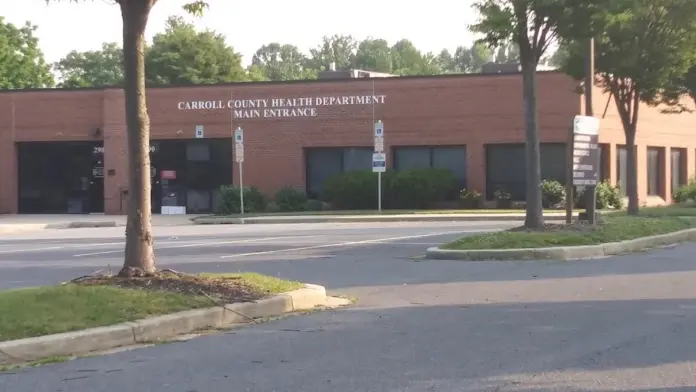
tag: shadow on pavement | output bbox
[1,298,696,391]
[2,241,696,292]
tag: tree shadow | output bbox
[3,298,696,391]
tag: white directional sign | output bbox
[571,115,600,186]
[374,120,384,153]
[372,152,386,173]
[234,127,244,163]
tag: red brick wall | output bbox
[591,85,696,205]
[12,71,693,215]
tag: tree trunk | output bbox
[119,0,156,276]
[521,60,544,229]
[624,126,639,215]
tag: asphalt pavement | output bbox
[2,220,696,391]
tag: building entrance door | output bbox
[89,145,105,213]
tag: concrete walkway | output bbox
[0,214,199,234]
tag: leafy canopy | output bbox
[469,0,600,64]
[146,16,246,85]
[0,17,54,88]
[559,0,696,119]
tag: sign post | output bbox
[234,126,245,216]
[372,120,385,212]
[570,115,600,223]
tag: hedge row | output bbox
[217,170,626,215]
[321,169,458,210]
[218,185,322,215]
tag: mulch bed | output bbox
[73,270,265,304]
[508,221,602,233]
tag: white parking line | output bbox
[72,236,308,257]
[219,230,475,259]
[0,242,124,255]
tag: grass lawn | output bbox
[441,215,696,250]
[0,272,302,343]
[211,208,575,218]
[616,203,696,217]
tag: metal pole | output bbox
[565,126,573,224]
[239,162,244,216]
[372,80,381,212]
[585,37,597,224]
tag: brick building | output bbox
[0,71,694,215]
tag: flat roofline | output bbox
[0,70,569,95]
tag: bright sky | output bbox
[3,0,478,66]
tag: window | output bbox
[671,148,687,197]
[485,143,567,201]
[305,147,372,198]
[393,146,467,189]
[646,147,663,196]
[616,145,627,196]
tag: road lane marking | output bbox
[0,242,125,255]
[72,236,308,257]
[219,230,482,259]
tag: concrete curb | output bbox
[46,221,118,229]
[193,214,569,225]
[425,228,696,261]
[0,284,327,366]
[0,221,117,234]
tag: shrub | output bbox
[673,177,696,203]
[273,186,307,212]
[304,199,324,211]
[493,186,512,209]
[540,179,565,208]
[459,188,484,209]
[218,185,266,214]
[321,168,458,210]
[575,180,623,209]
[386,168,458,209]
[321,170,377,210]
[265,201,281,213]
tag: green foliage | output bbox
[146,16,247,86]
[0,17,54,89]
[273,186,308,212]
[54,42,123,88]
[459,188,484,209]
[387,169,458,209]
[575,181,623,210]
[304,199,324,211]
[264,201,281,213]
[252,43,317,81]
[673,178,696,203]
[321,169,458,210]
[559,0,696,112]
[540,179,565,208]
[218,185,266,215]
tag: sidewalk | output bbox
[0,214,198,235]
[193,211,570,225]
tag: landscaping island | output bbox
[427,204,696,261]
[0,272,302,342]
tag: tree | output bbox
[390,39,439,75]
[0,17,54,89]
[470,0,560,228]
[251,43,316,81]
[54,42,123,87]
[354,38,393,73]
[470,0,597,228]
[146,16,246,85]
[454,43,492,73]
[49,0,210,277]
[559,0,696,214]
[308,34,357,71]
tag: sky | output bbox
[2,0,479,66]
